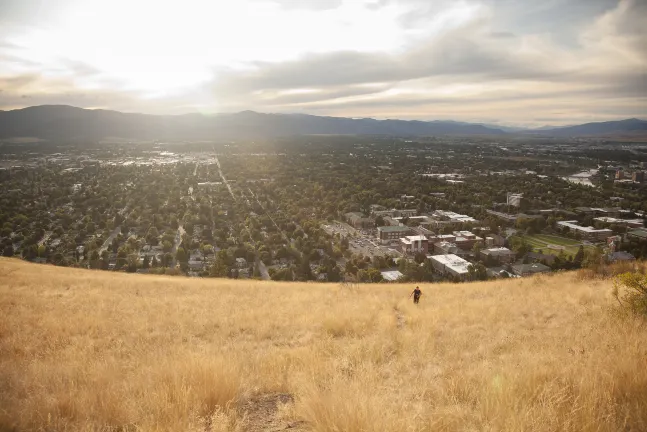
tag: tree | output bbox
[162,240,173,252]
[414,252,427,264]
[573,245,585,266]
[142,255,150,269]
[126,254,139,272]
[176,247,188,264]
[210,250,232,278]
[296,257,314,281]
[467,263,488,281]
[271,267,294,281]
[151,255,158,267]
[345,261,358,275]
[357,268,384,283]
[472,242,484,255]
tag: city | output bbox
[2,135,646,283]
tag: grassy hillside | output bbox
[1,258,645,432]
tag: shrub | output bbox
[613,272,647,318]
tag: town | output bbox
[1,135,646,283]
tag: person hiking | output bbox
[410,286,422,304]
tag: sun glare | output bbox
[7,0,408,96]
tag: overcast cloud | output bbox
[0,0,645,125]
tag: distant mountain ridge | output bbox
[0,105,645,141]
[0,105,506,141]
[535,118,647,136]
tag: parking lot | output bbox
[323,221,401,258]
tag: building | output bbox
[433,241,460,255]
[197,182,222,190]
[627,228,647,241]
[452,231,484,250]
[607,251,636,263]
[632,171,645,183]
[487,267,517,279]
[381,270,404,281]
[480,247,516,264]
[377,226,412,243]
[400,235,429,255]
[525,252,556,266]
[411,226,435,237]
[431,210,477,224]
[615,169,624,180]
[511,262,551,277]
[188,259,204,271]
[485,234,506,247]
[507,193,523,207]
[574,207,595,215]
[593,217,644,228]
[372,208,418,218]
[486,209,518,222]
[428,234,457,243]
[345,212,375,229]
[392,215,429,224]
[382,216,400,226]
[557,221,614,241]
[428,254,471,279]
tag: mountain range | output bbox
[0,105,645,141]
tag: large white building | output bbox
[428,254,471,278]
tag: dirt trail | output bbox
[393,306,406,329]
[240,393,306,432]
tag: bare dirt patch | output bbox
[239,393,306,432]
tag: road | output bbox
[99,226,121,255]
[214,153,274,270]
[213,155,235,199]
[170,226,186,268]
[257,259,270,280]
[248,187,290,243]
[38,231,52,247]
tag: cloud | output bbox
[208,0,646,124]
[0,0,644,125]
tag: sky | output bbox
[0,0,645,126]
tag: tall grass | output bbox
[1,257,645,431]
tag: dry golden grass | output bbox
[1,257,646,432]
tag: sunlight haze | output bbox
[0,0,645,125]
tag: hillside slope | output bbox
[1,258,645,432]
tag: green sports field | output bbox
[516,234,596,257]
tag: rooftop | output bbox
[628,229,647,239]
[557,221,614,234]
[428,254,470,274]
[512,263,551,274]
[381,270,404,281]
[378,226,412,233]
[401,235,427,242]
[608,251,636,262]
[482,247,514,255]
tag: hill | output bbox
[1,258,645,432]
[0,105,506,141]
[535,118,647,137]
